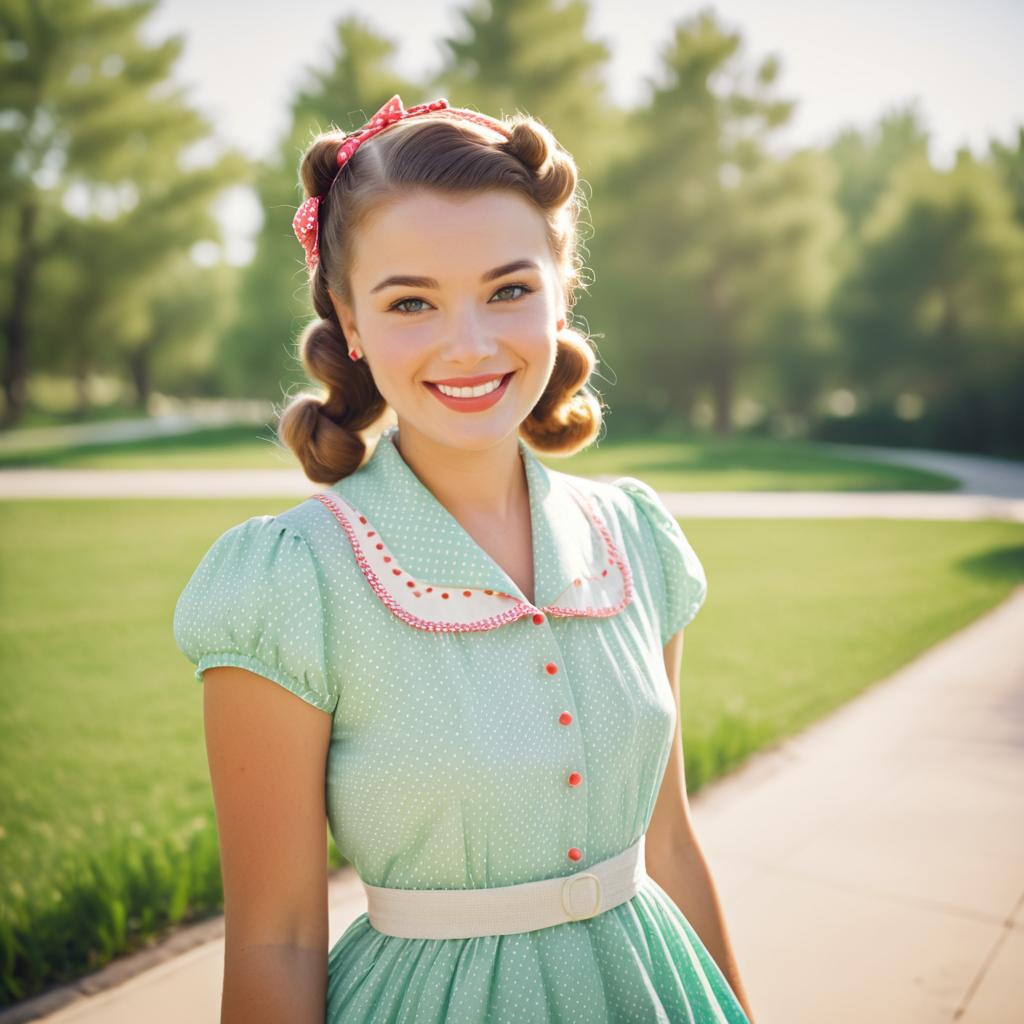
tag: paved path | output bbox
[0,404,274,454]
[817,441,1024,499]
[3,415,1021,499]
[692,585,1024,1022]
[2,436,1023,522]
[11,586,1023,1024]
[2,467,1023,521]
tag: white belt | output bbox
[362,834,648,939]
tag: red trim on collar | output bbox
[312,485,632,632]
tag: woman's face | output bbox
[329,189,566,451]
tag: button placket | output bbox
[532,624,589,866]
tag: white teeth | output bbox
[435,375,505,398]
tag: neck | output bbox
[391,423,528,528]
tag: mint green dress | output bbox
[173,424,749,1023]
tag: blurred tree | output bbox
[827,104,932,237]
[832,151,1024,454]
[989,124,1024,226]
[26,214,235,409]
[0,0,246,423]
[431,0,626,175]
[582,7,838,436]
[217,16,419,400]
[727,148,843,426]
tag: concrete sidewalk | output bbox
[10,586,1023,1023]
[2,468,1024,522]
[0,402,274,454]
[817,441,1024,500]
[695,585,1024,1022]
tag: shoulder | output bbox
[550,468,670,545]
[172,493,348,642]
[172,504,339,713]
[186,505,319,578]
[562,470,708,642]
[173,509,325,630]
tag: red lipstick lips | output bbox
[424,371,515,413]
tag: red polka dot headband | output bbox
[292,94,514,272]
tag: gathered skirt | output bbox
[326,873,750,1023]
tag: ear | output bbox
[328,288,360,342]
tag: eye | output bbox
[389,297,430,315]
[387,283,533,315]
[490,283,531,303]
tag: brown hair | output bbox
[277,106,604,484]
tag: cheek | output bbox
[506,303,557,348]
[369,327,424,377]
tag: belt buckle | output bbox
[561,871,603,921]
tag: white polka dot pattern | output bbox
[612,476,709,645]
[171,425,743,1023]
[172,516,336,712]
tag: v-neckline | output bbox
[388,427,540,607]
[328,423,599,611]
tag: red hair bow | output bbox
[292,94,512,272]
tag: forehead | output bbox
[352,190,551,280]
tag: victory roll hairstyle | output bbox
[278,99,604,484]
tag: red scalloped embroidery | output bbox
[313,492,529,632]
[312,481,632,631]
[550,480,634,618]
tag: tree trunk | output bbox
[73,361,90,416]
[1,199,37,427]
[128,343,153,409]
[705,266,735,436]
[710,346,734,436]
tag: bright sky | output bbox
[138,0,1024,264]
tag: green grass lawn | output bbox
[1,495,1022,1003]
[1,403,153,431]
[0,422,958,492]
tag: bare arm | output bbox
[203,665,334,1024]
[645,629,757,1023]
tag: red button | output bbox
[558,712,573,726]
[567,847,582,862]
[532,613,545,625]
[545,662,558,675]
[568,771,582,787]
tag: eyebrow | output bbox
[370,259,542,294]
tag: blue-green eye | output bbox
[491,284,530,302]
[388,283,533,315]
[390,297,430,314]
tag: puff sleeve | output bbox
[614,476,708,644]
[172,515,338,714]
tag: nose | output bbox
[438,303,499,366]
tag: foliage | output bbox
[0,0,247,423]
[2,0,1022,452]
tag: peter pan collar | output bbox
[312,424,632,632]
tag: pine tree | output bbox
[582,8,838,436]
[0,0,245,423]
[432,0,622,175]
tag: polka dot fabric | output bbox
[172,424,746,1023]
[173,515,336,713]
[613,476,709,646]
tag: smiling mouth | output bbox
[427,372,513,399]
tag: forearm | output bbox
[647,838,757,1023]
[221,941,327,1024]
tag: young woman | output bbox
[174,95,755,1024]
